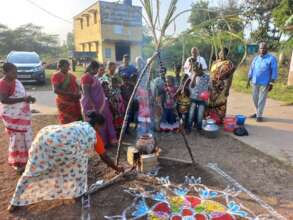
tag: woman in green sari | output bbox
[208,48,235,123]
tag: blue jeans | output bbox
[163,108,177,124]
[126,99,139,132]
[177,105,189,129]
[188,99,206,131]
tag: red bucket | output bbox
[223,116,236,132]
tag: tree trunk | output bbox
[278,52,285,65]
[288,50,293,86]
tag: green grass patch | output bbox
[24,66,86,91]
[232,64,293,104]
[45,65,85,86]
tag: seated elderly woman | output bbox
[8,113,123,212]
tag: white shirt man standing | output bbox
[184,47,208,76]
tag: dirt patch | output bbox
[0,115,292,219]
[0,115,58,219]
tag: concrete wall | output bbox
[101,42,116,63]
[130,44,142,63]
[74,3,101,53]
[101,24,142,42]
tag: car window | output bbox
[7,53,40,64]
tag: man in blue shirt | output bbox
[247,42,278,122]
[118,54,138,79]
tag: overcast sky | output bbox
[0,0,194,43]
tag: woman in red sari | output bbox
[51,60,82,124]
[0,63,35,173]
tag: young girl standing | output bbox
[108,77,125,133]
[161,76,178,131]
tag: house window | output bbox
[94,12,97,24]
[82,44,85,52]
[86,16,90,27]
[88,43,92,52]
[95,42,99,52]
[113,25,123,34]
[105,48,111,59]
[80,19,83,29]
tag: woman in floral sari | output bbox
[8,113,123,211]
[80,61,117,147]
[51,59,82,124]
[208,48,235,123]
[0,63,35,173]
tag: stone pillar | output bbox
[288,50,293,86]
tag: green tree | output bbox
[188,0,245,65]
[241,0,282,47]
[271,0,293,54]
[0,23,62,59]
[142,28,155,59]
[189,0,218,34]
[189,0,243,33]
[272,0,293,30]
[66,32,74,51]
[140,0,246,68]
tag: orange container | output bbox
[223,116,236,132]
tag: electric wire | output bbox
[24,0,72,24]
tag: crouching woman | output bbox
[8,113,123,211]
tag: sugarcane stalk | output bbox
[178,114,197,167]
[115,52,158,165]
[115,0,193,166]
[180,129,196,167]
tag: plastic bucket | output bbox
[236,115,246,126]
[223,116,236,132]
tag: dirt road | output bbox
[227,90,293,166]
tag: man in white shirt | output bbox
[184,47,208,76]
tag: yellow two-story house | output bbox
[73,0,142,64]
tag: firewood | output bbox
[159,156,193,164]
[86,168,133,195]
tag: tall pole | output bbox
[285,25,293,86]
[181,36,186,69]
[288,50,293,86]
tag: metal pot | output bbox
[202,119,220,138]
[135,133,156,154]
